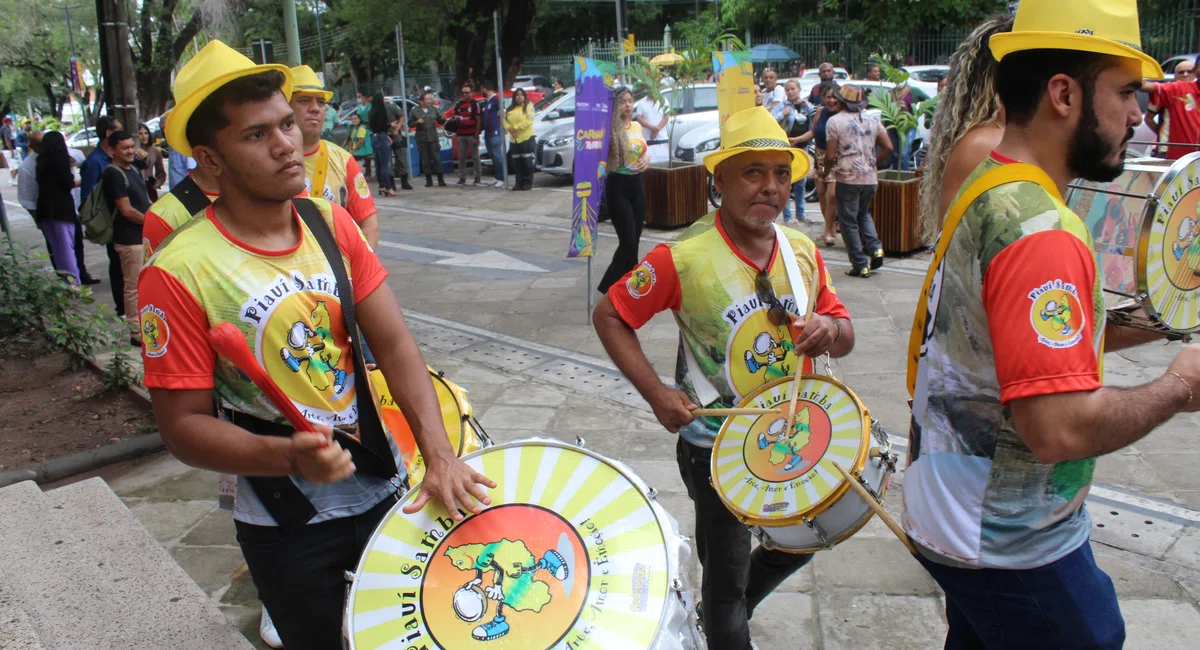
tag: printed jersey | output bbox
[1149,79,1200,160]
[905,153,1106,570]
[609,212,850,447]
[826,111,885,185]
[304,142,376,224]
[138,199,400,526]
[614,122,649,175]
[141,180,218,257]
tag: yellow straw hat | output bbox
[166,40,293,156]
[703,106,811,183]
[989,0,1164,79]
[290,65,333,101]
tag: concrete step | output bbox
[0,584,45,650]
[43,478,253,649]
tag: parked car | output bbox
[901,65,950,97]
[795,67,850,99]
[533,88,575,142]
[513,74,553,96]
[1160,53,1199,80]
[65,127,98,155]
[537,122,575,176]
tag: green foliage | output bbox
[0,240,140,389]
[867,89,939,154]
[0,0,101,119]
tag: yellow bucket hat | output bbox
[166,40,294,157]
[989,0,1164,79]
[290,65,333,102]
[703,106,811,183]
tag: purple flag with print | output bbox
[568,57,618,258]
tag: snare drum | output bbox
[370,367,491,483]
[1066,152,1200,334]
[345,439,700,649]
[711,375,896,553]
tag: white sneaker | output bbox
[493,180,505,188]
[259,604,283,648]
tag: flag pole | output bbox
[493,10,509,189]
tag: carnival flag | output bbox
[713,51,755,126]
[568,56,618,258]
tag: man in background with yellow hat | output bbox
[139,39,495,650]
[906,1,1200,647]
[594,105,855,650]
[290,64,381,248]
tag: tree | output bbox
[0,1,101,122]
[129,0,239,119]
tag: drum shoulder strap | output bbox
[311,140,331,197]
[906,163,1060,397]
[169,174,211,218]
[292,197,397,476]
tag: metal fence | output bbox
[1141,7,1199,64]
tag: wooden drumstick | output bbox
[692,407,783,417]
[785,268,824,434]
[831,460,917,555]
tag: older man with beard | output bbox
[906,1,1200,648]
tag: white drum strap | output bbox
[773,224,810,314]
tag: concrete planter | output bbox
[643,161,709,228]
[870,170,923,254]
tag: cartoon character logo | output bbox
[139,305,170,358]
[626,262,656,298]
[279,301,348,394]
[1029,282,1085,349]
[756,407,814,474]
[445,541,569,641]
[354,172,371,199]
[744,331,791,376]
[1173,215,1200,262]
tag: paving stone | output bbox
[749,593,817,650]
[104,452,195,496]
[777,561,816,593]
[625,460,689,495]
[817,592,946,650]
[180,509,238,547]
[123,467,218,500]
[219,605,273,650]
[219,564,261,607]
[1093,550,1185,599]
[170,547,250,597]
[1139,453,1200,490]
[1165,526,1200,572]
[1121,599,1200,649]
[476,405,557,430]
[126,499,218,544]
[813,538,939,595]
[1094,453,1172,495]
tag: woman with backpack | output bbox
[35,131,82,285]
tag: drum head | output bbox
[712,376,869,525]
[373,368,474,483]
[347,440,674,649]
[1140,153,1200,333]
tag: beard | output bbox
[1067,97,1133,183]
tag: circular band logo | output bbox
[743,401,832,483]
[1028,280,1085,349]
[139,305,170,358]
[626,262,656,299]
[421,504,589,648]
[1162,188,1200,292]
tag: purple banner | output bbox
[568,56,618,258]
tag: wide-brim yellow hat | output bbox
[704,106,811,183]
[167,40,294,156]
[290,65,333,102]
[989,0,1164,79]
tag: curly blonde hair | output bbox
[608,87,634,171]
[918,15,1014,243]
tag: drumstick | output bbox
[208,323,323,442]
[785,267,824,434]
[831,460,917,555]
[692,408,783,417]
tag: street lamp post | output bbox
[50,4,88,124]
[314,3,327,74]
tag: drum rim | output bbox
[429,370,472,456]
[711,374,872,528]
[754,474,892,554]
[344,437,678,649]
[1136,151,1200,334]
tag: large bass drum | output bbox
[1065,152,1200,335]
[345,439,701,650]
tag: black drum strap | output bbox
[169,174,212,218]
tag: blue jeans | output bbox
[782,179,806,221]
[371,133,393,191]
[484,133,505,181]
[835,183,882,269]
[916,543,1124,650]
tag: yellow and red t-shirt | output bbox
[305,141,376,224]
[139,198,387,426]
[608,211,849,447]
[141,177,219,258]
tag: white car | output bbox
[534,89,574,141]
[538,122,575,176]
[65,127,99,154]
[901,65,950,97]
[795,67,850,99]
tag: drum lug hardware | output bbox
[671,577,683,592]
[344,570,356,583]
[803,516,830,548]
[647,486,659,499]
[575,436,587,448]
[852,471,882,503]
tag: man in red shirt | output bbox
[1145,55,1200,160]
[451,82,482,185]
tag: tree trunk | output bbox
[495,0,538,88]
[43,84,63,121]
[130,1,202,118]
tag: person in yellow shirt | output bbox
[290,65,379,247]
[504,88,536,191]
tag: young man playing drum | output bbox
[907,2,1200,647]
[593,106,855,650]
[138,41,494,650]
